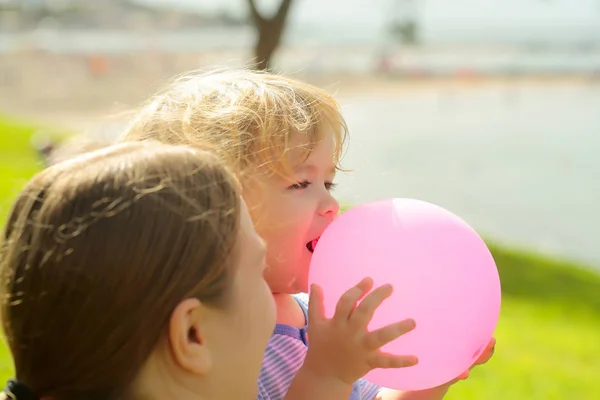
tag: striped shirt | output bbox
[257,293,383,400]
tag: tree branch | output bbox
[246,0,265,24]
[274,0,293,23]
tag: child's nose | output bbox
[318,192,339,219]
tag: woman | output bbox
[0,141,275,400]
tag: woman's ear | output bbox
[168,298,213,375]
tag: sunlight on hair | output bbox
[119,67,350,181]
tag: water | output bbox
[333,83,600,268]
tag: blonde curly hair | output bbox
[118,68,349,181]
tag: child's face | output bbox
[244,135,340,294]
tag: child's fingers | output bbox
[474,337,496,366]
[333,277,374,323]
[308,283,326,322]
[367,352,419,369]
[363,318,416,350]
[348,284,393,330]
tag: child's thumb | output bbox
[308,284,326,322]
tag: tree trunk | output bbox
[247,0,294,71]
[254,22,282,70]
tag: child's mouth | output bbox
[306,237,320,253]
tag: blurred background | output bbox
[0,0,599,399]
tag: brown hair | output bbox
[119,68,349,180]
[0,141,241,400]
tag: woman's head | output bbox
[0,142,274,400]
[120,69,346,293]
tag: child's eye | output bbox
[288,180,311,190]
[325,182,337,191]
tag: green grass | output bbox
[0,115,49,378]
[0,115,70,225]
[0,115,47,226]
[447,245,600,399]
[0,115,599,398]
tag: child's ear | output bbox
[168,298,213,375]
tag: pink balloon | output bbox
[308,198,501,391]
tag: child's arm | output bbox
[286,370,451,400]
[375,338,497,400]
[285,367,355,399]
[285,278,418,400]
[375,386,450,400]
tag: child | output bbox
[0,142,275,400]
[120,69,495,400]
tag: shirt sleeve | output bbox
[358,379,384,399]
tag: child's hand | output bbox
[376,339,497,400]
[303,277,418,386]
[454,337,496,381]
[424,337,496,389]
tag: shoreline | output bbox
[2,74,598,129]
